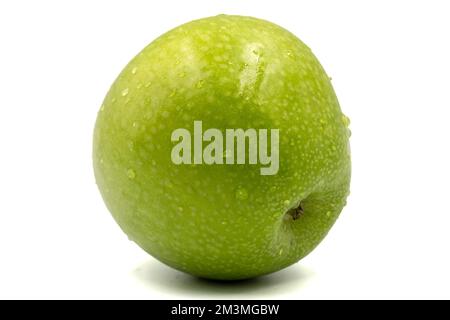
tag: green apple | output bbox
[93,15,351,280]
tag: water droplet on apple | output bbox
[162,111,170,118]
[235,187,248,200]
[279,248,283,255]
[164,180,173,188]
[127,141,135,152]
[121,88,129,96]
[239,63,249,71]
[170,90,176,97]
[342,114,350,127]
[131,67,138,75]
[326,211,331,217]
[127,169,136,179]
[145,81,152,88]
[100,104,105,112]
[283,200,290,207]
[196,80,204,89]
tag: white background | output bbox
[1,0,449,299]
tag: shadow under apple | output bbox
[132,259,315,297]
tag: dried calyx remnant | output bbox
[286,203,304,220]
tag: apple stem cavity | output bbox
[286,203,304,221]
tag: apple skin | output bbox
[93,15,351,280]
